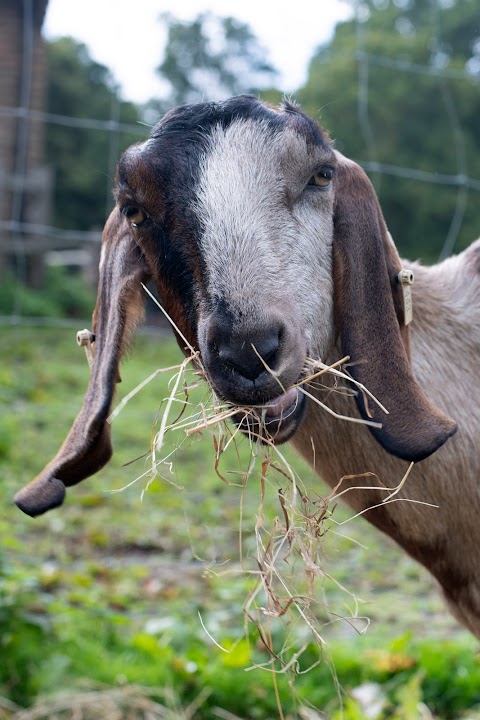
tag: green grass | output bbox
[1,324,478,718]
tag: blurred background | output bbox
[2,0,480,321]
[1,1,480,718]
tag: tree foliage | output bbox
[298,0,480,261]
[156,12,277,107]
[45,21,276,233]
[44,5,480,264]
[46,37,144,231]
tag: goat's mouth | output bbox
[232,386,306,445]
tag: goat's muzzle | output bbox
[198,307,307,444]
[233,386,307,444]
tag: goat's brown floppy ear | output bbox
[332,155,457,462]
[14,209,151,516]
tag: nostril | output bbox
[216,328,282,382]
[252,335,279,368]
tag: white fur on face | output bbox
[194,117,336,358]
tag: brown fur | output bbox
[332,157,456,461]
[293,247,480,635]
[14,210,151,516]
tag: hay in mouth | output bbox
[106,287,429,689]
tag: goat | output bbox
[14,95,480,637]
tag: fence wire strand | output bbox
[1,2,480,327]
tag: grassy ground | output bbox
[1,324,479,719]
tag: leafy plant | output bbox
[2,328,479,718]
[0,267,95,318]
[0,558,54,706]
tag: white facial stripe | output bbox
[196,121,285,312]
[194,117,336,356]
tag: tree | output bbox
[46,37,144,231]
[298,0,480,261]
[155,13,277,108]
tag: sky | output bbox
[43,0,352,104]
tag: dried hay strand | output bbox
[0,689,327,720]
[1,685,211,720]
[108,290,431,678]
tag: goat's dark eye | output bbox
[124,206,147,227]
[308,167,334,188]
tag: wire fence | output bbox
[2,0,480,327]
[0,106,149,252]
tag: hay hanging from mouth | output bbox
[108,290,429,679]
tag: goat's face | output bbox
[14,96,456,517]
[115,98,337,443]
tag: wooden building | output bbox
[0,0,50,285]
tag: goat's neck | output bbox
[291,249,480,637]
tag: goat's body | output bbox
[14,95,479,637]
[293,239,480,635]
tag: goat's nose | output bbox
[218,333,280,381]
[210,319,282,382]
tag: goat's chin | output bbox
[232,387,306,445]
